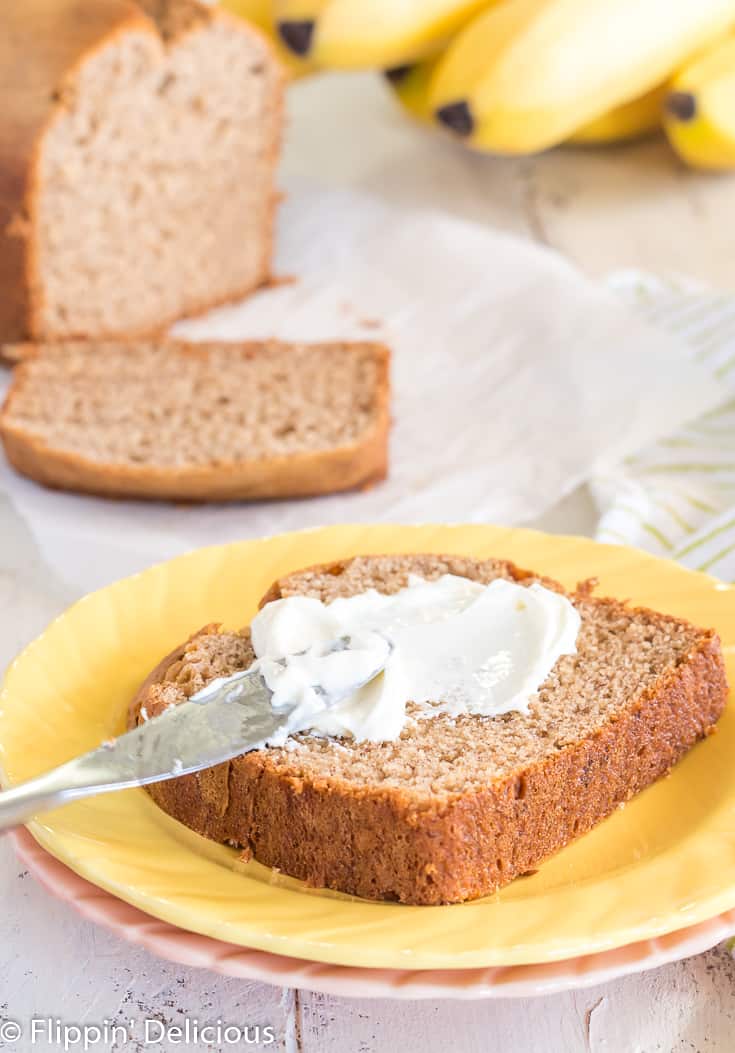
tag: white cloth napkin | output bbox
[593,271,735,582]
[0,187,721,594]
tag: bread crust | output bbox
[0,341,390,501]
[0,0,283,346]
[130,555,729,904]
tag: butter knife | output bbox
[0,634,387,831]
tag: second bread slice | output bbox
[0,339,390,501]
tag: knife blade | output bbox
[0,633,388,830]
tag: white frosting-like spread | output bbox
[247,574,581,744]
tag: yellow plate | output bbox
[2,524,735,970]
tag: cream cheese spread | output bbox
[247,573,581,744]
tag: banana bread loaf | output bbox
[0,0,283,344]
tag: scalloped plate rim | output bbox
[12,828,735,1001]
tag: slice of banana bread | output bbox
[0,339,390,501]
[130,553,728,905]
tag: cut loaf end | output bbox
[131,553,728,905]
[0,339,390,501]
[0,0,284,343]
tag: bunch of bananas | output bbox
[222,0,735,169]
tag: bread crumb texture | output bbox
[3,341,385,466]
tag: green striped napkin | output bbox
[595,272,735,959]
[593,272,735,582]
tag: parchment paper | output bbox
[0,185,721,593]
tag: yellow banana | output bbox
[273,0,329,61]
[570,86,666,145]
[219,0,315,78]
[430,0,735,155]
[388,60,666,146]
[274,0,496,70]
[385,59,439,125]
[664,34,735,170]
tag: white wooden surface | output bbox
[4,73,735,1052]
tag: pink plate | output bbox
[13,828,735,1000]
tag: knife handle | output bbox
[0,761,103,832]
